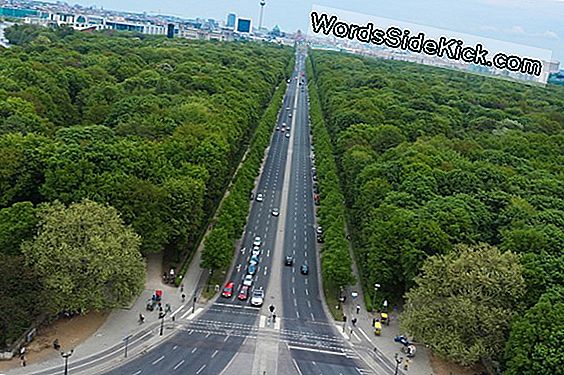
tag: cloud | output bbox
[541,30,559,38]
[507,25,526,34]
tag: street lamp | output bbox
[123,335,131,358]
[61,349,74,375]
[394,353,403,375]
[371,283,381,312]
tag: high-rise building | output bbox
[236,18,251,33]
[226,13,236,28]
[167,23,175,38]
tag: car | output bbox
[238,285,250,300]
[316,234,324,243]
[249,255,260,265]
[285,255,294,266]
[286,107,290,111]
[285,133,290,138]
[300,264,309,275]
[250,289,265,306]
[316,226,323,235]
[222,281,235,298]
[248,263,258,275]
[276,126,280,131]
[256,193,264,202]
[281,127,285,132]
[286,126,291,131]
[271,208,279,216]
[252,246,261,257]
[289,113,292,118]
[253,236,262,247]
[243,274,253,287]
[282,122,287,127]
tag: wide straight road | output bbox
[101,48,380,375]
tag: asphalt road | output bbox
[101,48,377,375]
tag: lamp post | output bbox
[394,353,403,375]
[61,349,74,375]
[372,283,381,312]
[123,335,131,358]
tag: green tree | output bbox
[401,243,525,366]
[504,287,564,375]
[21,199,145,313]
[0,202,37,256]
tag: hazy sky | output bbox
[65,0,563,63]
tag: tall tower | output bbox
[258,0,266,30]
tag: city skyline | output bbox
[50,0,563,63]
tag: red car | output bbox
[238,285,250,301]
[222,282,234,298]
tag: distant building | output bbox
[226,13,236,28]
[166,23,174,38]
[236,18,251,33]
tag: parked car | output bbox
[316,226,323,235]
[252,246,261,257]
[238,285,250,300]
[243,274,253,287]
[316,234,324,243]
[250,289,264,306]
[222,281,234,298]
[300,264,309,275]
[248,263,258,275]
[285,255,294,266]
[276,126,280,131]
[256,193,264,202]
[253,236,262,247]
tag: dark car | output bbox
[285,255,294,266]
[316,234,324,243]
[300,264,309,275]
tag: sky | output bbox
[66,0,564,63]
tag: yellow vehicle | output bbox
[380,312,389,326]
[374,321,382,336]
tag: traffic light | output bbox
[269,305,275,313]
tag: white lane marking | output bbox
[304,251,307,258]
[196,364,206,374]
[307,300,311,308]
[296,311,300,318]
[311,312,315,321]
[170,305,184,318]
[224,335,230,342]
[191,347,198,353]
[353,331,361,342]
[172,345,178,350]
[294,298,297,306]
[305,278,308,285]
[260,315,266,328]
[205,332,211,338]
[305,289,309,296]
[264,266,268,276]
[292,287,295,294]
[359,327,372,343]
[132,371,142,375]
[152,355,165,365]
[292,276,295,283]
[173,359,185,370]
[212,350,219,358]
[267,249,270,257]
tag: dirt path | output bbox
[0,311,108,372]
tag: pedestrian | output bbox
[356,305,360,314]
[352,317,357,326]
[372,317,376,327]
[139,313,145,324]
[53,339,60,351]
[272,314,276,323]
[180,284,184,293]
[182,293,186,302]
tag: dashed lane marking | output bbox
[173,360,184,370]
[152,355,164,365]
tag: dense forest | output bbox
[0,25,291,349]
[309,50,563,372]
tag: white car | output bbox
[243,274,253,287]
[256,193,264,202]
[285,133,290,138]
[271,208,279,217]
[286,107,290,111]
[253,236,262,247]
[252,246,261,257]
[250,289,264,306]
[316,226,323,235]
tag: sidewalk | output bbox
[7,251,206,375]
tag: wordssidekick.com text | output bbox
[310,11,543,76]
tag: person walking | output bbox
[180,284,184,293]
[352,317,357,326]
[182,293,186,302]
[139,313,145,324]
[356,305,361,314]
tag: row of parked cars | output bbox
[221,235,266,307]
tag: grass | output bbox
[324,284,345,321]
